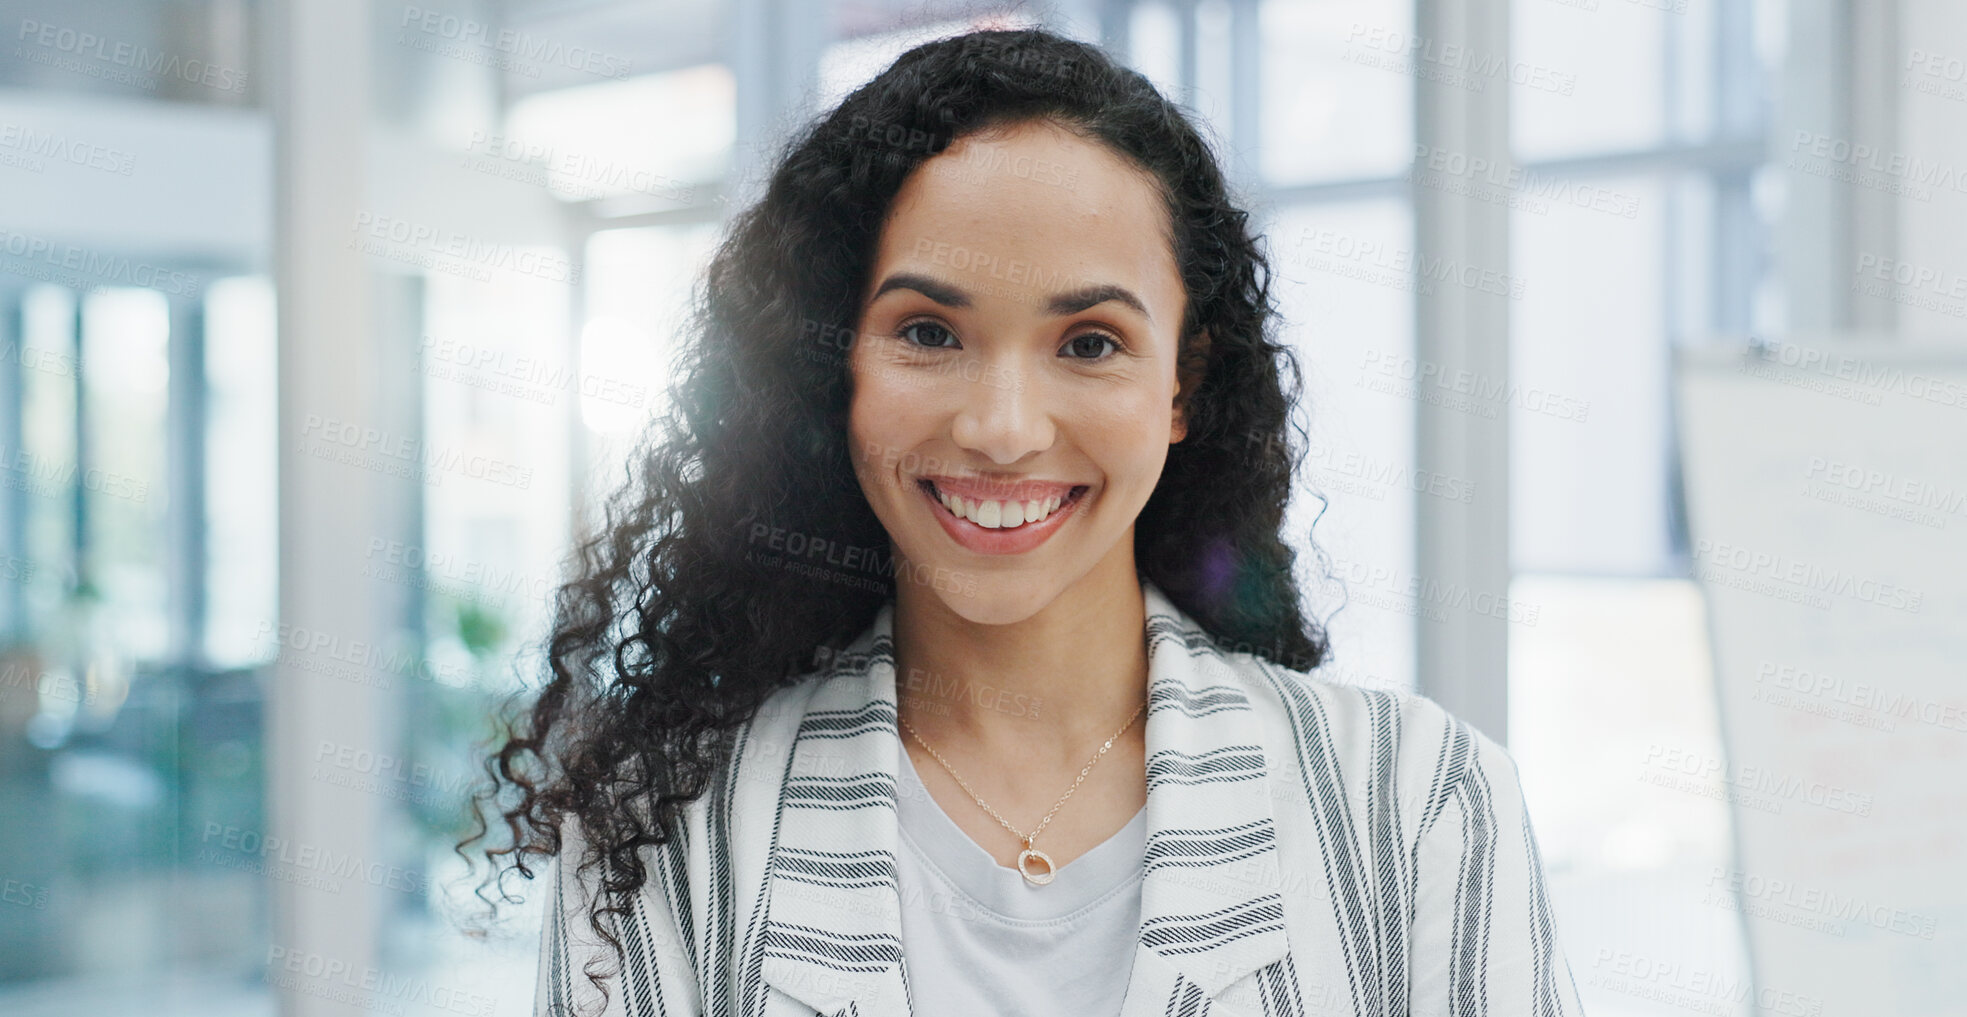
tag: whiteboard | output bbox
[1673,334,1967,1016]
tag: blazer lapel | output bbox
[756,603,914,1017]
[1119,581,1293,1017]
[756,582,1291,1017]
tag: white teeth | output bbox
[933,485,1073,529]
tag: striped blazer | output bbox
[537,580,1586,1017]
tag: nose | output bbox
[947,358,1054,465]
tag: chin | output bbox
[910,564,1065,626]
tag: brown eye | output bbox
[1062,331,1121,360]
[896,319,959,349]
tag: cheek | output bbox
[1077,381,1164,428]
[847,355,932,475]
[1075,393,1174,492]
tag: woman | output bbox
[462,26,1585,1017]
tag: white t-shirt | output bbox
[893,744,1147,1017]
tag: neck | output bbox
[890,554,1151,774]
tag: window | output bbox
[1504,1,1777,1009]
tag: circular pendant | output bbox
[1016,846,1056,886]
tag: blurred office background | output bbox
[0,0,1961,1014]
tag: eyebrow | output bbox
[868,272,1153,324]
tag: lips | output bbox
[924,474,1080,506]
[916,476,1089,554]
[922,478,1086,528]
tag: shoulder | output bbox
[1211,648,1515,814]
[745,671,833,748]
[558,672,832,887]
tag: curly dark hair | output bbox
[457,23,1336,1010]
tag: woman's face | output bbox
[847,118,1192,625]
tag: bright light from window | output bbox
[80,288,168,395]
[504,64,734,203]
[579,315,659,434]
[1130,1,1184,102]
[204,275,279,670]
[817,12,1042,111]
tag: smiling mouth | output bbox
[918,479,1088,529]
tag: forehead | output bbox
[864,120,1182,310]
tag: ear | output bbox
[1171,328,1210,444]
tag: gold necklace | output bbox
[898,698,1147,887]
